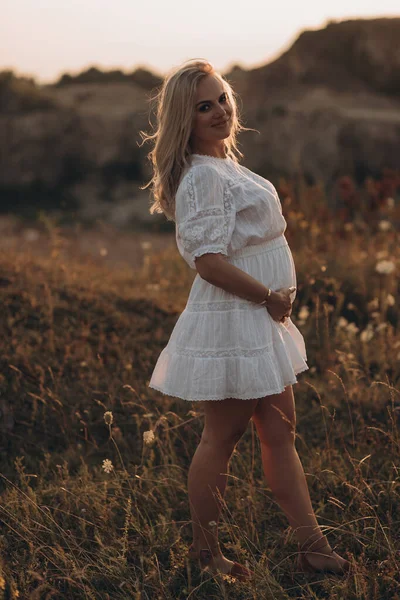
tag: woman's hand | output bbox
[266,286,296,323]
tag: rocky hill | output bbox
[0,18,399,225]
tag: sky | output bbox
[2,0,399,84]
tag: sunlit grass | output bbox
[0,184,399,598]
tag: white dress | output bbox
[148,153,309,401]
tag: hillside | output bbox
[0,18,399,224]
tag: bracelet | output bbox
[258,287,272,306]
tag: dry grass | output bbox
[0,186,399,599]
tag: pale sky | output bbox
[2,0,399,84]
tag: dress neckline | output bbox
[191,153,231,162]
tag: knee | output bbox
[258,421,296,450]
[201,426,247,454]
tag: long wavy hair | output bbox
[139,58,254,222]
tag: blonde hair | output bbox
[139,58,254,222]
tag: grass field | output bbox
[0,186,399,599]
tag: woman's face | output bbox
[190,74,233,147]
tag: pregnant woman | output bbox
[143,59,350,581]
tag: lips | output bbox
[213,117,230,127]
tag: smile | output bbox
[213,118,230,127]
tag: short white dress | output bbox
[148,153,309,401]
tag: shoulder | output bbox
[175,164,230,222]
[176,163,227,203]
[178,163,226,192]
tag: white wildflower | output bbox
[208,521,217,528]
[102,459,114,474]
[376,323,388,332]
[298,306,310,321]
[360,326,374,343]
[104,411,113,425]
[375,260,395,275]
[347,322,359,335]
[387,294,395,306]
[143,430,155,446]
[378,220,391,231]
[141,241,152,251]
[387,197,395,208]
[337,317,349,329]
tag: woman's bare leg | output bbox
[252,385,348,570]
[188,396,259,570]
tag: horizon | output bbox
[1,4,399,85]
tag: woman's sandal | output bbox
[297,534,351,575]
[187,544,254,581]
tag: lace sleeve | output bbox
[175,164,235,270]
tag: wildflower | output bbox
[344,222,353,231]
[208,521,217,528]
[376,323,387,332]
[337,317,349,329]
[141,241,152,250]
[347,303,355,310]
[378,220,391,231]
[387,294,395,306]
[104,411,113,425]
[187,410,200,417]
[298,306,310,321]
[376,250,388,260]
[100,248,108,256]
[346,322,359,335]
[143,430,155,446]
[102,459,114,473]
[375,260,395,275]
[387,197,395,208]
[360,326,374,342]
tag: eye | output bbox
[199,93,228,112]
